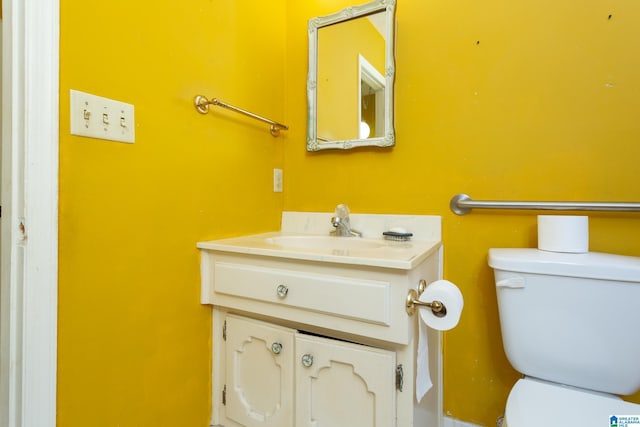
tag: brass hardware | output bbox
[406,280,448,317]
[417,279,427,295]
[193,95,288,137]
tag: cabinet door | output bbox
[295,333,396,427]
[225,314,295,427]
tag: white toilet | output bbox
[489,248,640,427]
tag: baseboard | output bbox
[212,415,482,427]
[443,416,484,427]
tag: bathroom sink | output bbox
[197,231,441,270]
[266,235,385,250]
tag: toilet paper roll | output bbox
[538,215,589,253]
[419,279,464,331]
[416,279,464,403]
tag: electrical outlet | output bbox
[273,168,283,192]
[70,89,135,143]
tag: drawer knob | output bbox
[271,342,283,355]
[301,353,314,368]
[276,284,289,298]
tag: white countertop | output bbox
[197,231,441,270]
[198,212,442,270]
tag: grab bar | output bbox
[450,193,640,215]
[193,95,289,137]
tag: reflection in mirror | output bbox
[307,0,396,151]
[359,54,385,138]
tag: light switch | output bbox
[70,89,135,143]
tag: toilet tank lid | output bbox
[489,248,640,282]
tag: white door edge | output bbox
[1,0,60,425]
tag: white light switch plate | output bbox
[70,89,135,143]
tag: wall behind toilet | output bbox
[285,1,640,425]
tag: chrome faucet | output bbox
[330,204,362,237]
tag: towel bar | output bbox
[194,95,288,137]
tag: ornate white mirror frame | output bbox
[307,0,396,151]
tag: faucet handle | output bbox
[334,204,350,218]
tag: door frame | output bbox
[1,0,59,425]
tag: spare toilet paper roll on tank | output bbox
[417,279,464,403]
[537,215,589,253]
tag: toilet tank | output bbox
[489,248,640,395]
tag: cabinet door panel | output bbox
[225,314,295,427]
[295,334,396,427]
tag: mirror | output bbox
[307,0,396,151]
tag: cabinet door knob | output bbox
[301,353,314,367]
[271,342,283,355]
[276,284,288,298]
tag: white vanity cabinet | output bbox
[223,314,294,426]
[223,314,396,427]
[199,214,443,427]
[294,331,397,427]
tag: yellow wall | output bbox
[286,1,640,425]
[58,0,286,425]
[56,0,640,425]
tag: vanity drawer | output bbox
[213,261,391,326]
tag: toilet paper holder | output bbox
[406,279,447,317]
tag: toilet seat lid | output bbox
[506,378,640,427]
